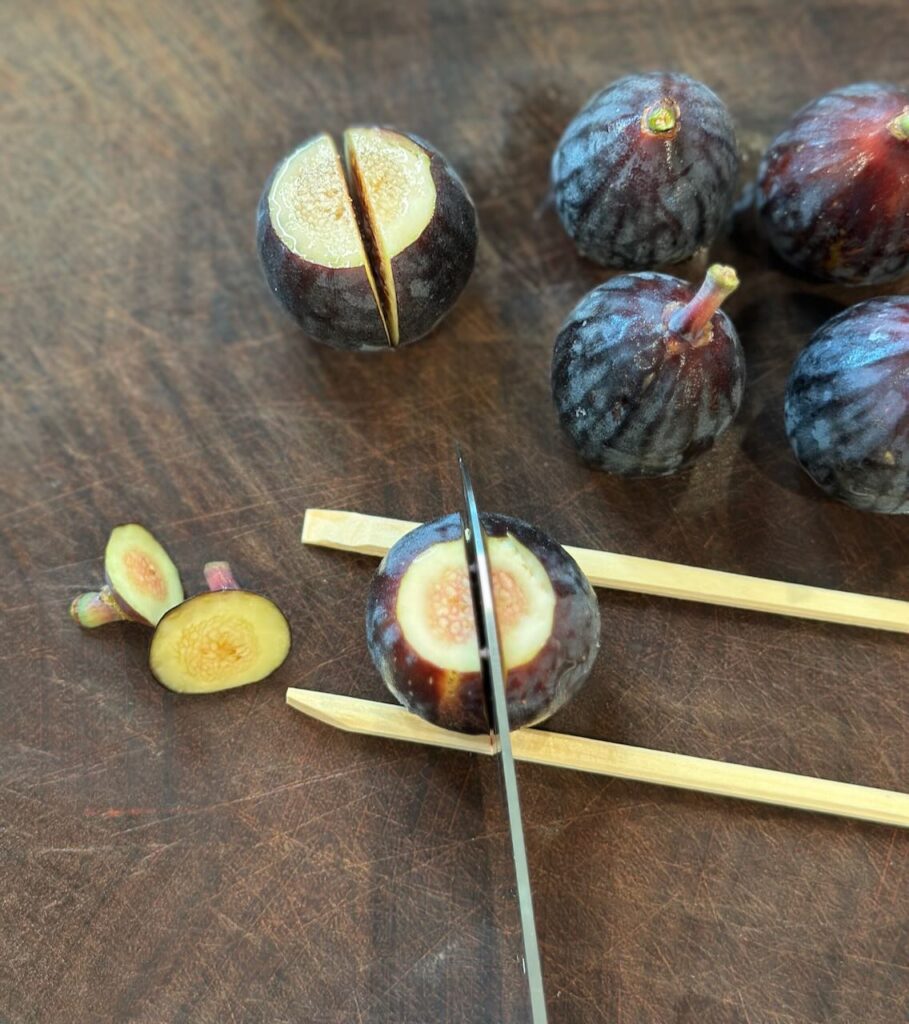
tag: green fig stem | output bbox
[888,107,909,141]
[667,264,739,342]
[642,99,679,136]
[70,586,132,628]
[204,561,240,592]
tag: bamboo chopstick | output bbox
[286,688,909,829]
[302,509,909,634]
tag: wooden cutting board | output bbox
[1,2,907,1022]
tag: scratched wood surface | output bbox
[2,2,908,1022]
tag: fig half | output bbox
[257,133,389,351]
[366,513,600,734]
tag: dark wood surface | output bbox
[3,2,908,1021]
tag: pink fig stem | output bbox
[70,586,132,628]
[204,561,240,592]
[667,264,739,342]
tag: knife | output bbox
[457,449,548,1024]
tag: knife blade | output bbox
[456,449,548,1024]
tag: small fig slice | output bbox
[344,127,478,346]
[70,523,183,628]
[256,133,389,350]
[149,563,291,693]
[366,513,600,734]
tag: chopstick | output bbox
[302,509,909,634]
[286,688,909,829]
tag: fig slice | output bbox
[257,133,390,350]
[149,563,291,694]
[70,523,184,628]
[366,513,600,734]
[344,127,436,345]
[343,127,478,347]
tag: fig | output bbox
[70,523,183,628]
[365,513,600,734]
[149,562,292,693]
[551,72,739,268]
[785,296,909,513]
[256,127,477,350]
[551,264,744,476]
[756,82,909,285]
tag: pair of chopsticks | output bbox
[292,509,909,830]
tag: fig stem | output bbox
[204,561,240,592]
[667,264,739,342]
[642,100,679,136]
[70,586,132,628]
[888,108,909,141]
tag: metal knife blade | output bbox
[456,448,548,1024]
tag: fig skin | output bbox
[365,513,600,734]
[365,130,478,347]
[255,142,389,352]
[551,72,739,268]
[551,270,745,477]
[756,83,909,286]
[785,297,909,513]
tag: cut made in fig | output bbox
[70,523,184,629]
[149,562,291,694]
[256,127,477,351]
[366,513,600,734]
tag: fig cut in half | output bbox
[257,127,477,350]
[366,513,600,734]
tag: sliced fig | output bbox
[149,563,291,693]
[344,127,478,346]
[256,133,389,350]
[70,523,183,628]
[256,127,478,351]
[366,513,600,734]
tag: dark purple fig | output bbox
[365,513,600,734]
[756,83,909,285]
[257,128,477,350]
[551,265,744,476]
[551,72,739,268]
[785,297,909,513]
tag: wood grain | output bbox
[2,2,908,1023]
